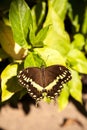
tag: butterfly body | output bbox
[17,65,72,101]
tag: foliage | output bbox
[0,0,87,110]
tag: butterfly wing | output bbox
[17,65,72,101]
[44,65,72,99]
[17,67,43,101]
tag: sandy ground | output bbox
[0,97,87,130]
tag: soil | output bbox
[0,95,87,130]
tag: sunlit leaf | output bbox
[44,2,70,55]
[69,69,82,103]
[34,47,66,66]
[1,63,22,102]
[0,21,28,60]
[67,49,87,73]
[29,25,50,48]
[9,0,32,48]
[33,25,50,47]
[58,84,69,110]
[52,0,68,20]
[71,34,85,50]
[24,52,45,68]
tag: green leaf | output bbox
[29,25,49,48]
[0,21,28,60]
[52,0,68,20]
[9,0,32,48]
[34,47,66,66]
[36,25,50,41]
[85,39,87,53]
[58,84,69,110]
[71,34,85,50]
[1,63,22,102]
[31,2,46,33]
[32,25,50,47]
[44,3,70,55]
[24,52,45,68]
[67,49,87,73]
[29,25,36,46]
[69,69,82,103]
[82,7,87,34]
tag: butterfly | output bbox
[17,65,72,102]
